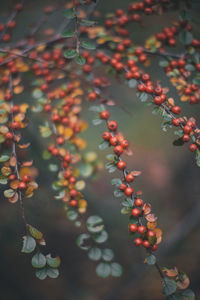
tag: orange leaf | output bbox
[18,143,30,149]
[131,170,142,177]
[22,160,33,167]
[9,155,17,167]
[143,203,151,215]
[147,221,157,230]
[163,267,178,278]
[10,180,19,190]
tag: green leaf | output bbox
[87,215,104,233]
[173,138,184,146]
[88,247,101,261]
[75,55,86,65]
[159,60,169,67]
[136,92,148,102]
[111,178,122,186]
[79,163,93,178]
[94,230,108,244]
[46,267,59,278]
[64,49,77,59]
[42,150,51,160]
[0,135,5,143]
[4,189,15,198]
[77,233,91,250]
[81,41,96,50]
[174,130,183,137]
[35,268,47,280]
[179,31,193,45]
[99,141,109,150]
[28,225,43,240]
[96,262,111,278]
[121,207,131,214]
[89,105,102,113]
[102,249,114,262]
[0,155,9,162]
[21,236,36,253]
[92,118,103,126]
[114,189,124,198]
[32,253,46,268]
[62,29,75,38]
[163,278,177,296]
[146,254,156,265]
[80,19,96,26]
[167,295,182,300]
[49,164,58,172]
[46,254,61,268]
[179,10,191,21]
[64,9,75,19]
[0,175,8,184]
[180,289,195,300]
[152,107,160,115]
[128,79,137,88]
[67,209,78,221]
[110,262,123,277]
[192,77,200,86]
[185,64,195,71]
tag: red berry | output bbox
[117,161,126,170]
[70,189,78,197]
[56,136,65,145]
[109,136,118,146]
[129,224,138,232]
[5,132,13,140]
[152,244,158,251]
[143,240,151,248]
[70,199,78,207]
[147,230,156,237]
[189,143,197,152]
[135,198,143,207]
[100,110,110,120]
[18,181,27,190]
[107,120,118,131]
[118,183,126,191]
[131,208,141,217]
[172,106,181,114]
[183,125,192,134]
[134,238,143,246]
[9,174,16,181]
[172,118,180,127]
[125,187,134,196]
[114,145,123,155]
[102,131,111,140]
[154,96,164,105]
[126,173,135,182]
[22,175,31,183]
[138,226,146,234]
[182,134,190,142]
[88,92,97,101]
[121,139,129,149]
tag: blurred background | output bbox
[0,1,200,299]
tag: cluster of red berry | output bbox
[88,88,160,252]
[0,3,23,43]
[86,51,200,154]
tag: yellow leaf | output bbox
[20,103,29,113]
[75,180,85,191]
[64,127,73,139]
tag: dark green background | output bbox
[0,1,200,299]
